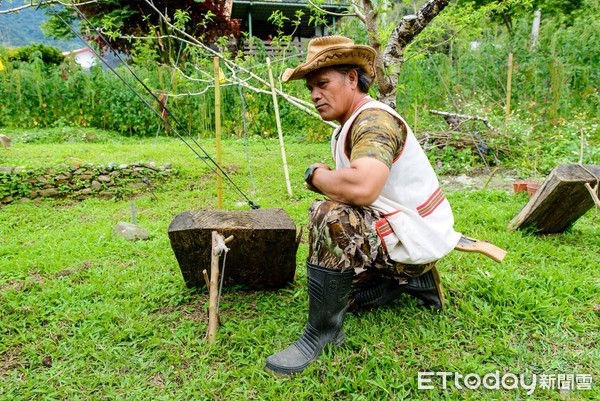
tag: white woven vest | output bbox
[331,99,461,264]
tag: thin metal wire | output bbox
[155,40,184,141]
[48,3,259,209]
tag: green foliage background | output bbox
[0,0,598,175]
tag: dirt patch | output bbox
[0,280,24,292]
[440,170,531,193]
[0,347,26,378]
[1,272,45,293]
[154,296,209,323]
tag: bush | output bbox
[8,43,64,65]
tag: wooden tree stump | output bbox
[508,164,600,234]
[168,208,298,289]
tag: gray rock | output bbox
[113,221,149,241]
[55,172,71,180]
[38,188,60,197]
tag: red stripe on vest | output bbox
[417,187,446,218]
[375,218,393,252]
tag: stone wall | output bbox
[0,161,175,204]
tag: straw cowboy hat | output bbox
[281,35,376,82]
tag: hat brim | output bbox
[282,45,376,82]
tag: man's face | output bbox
[305,67,356,125]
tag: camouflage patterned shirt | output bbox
[344,108,407,169]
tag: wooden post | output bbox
[266,57,293,197]
[207,231,234,344]
[508,164,600,233]
[213,57,223,208]
[505,53,513,124]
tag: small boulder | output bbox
[113,221,149,241]
[0,134,12,148]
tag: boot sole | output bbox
[264,333,346,377]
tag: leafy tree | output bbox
[44,0,240,62]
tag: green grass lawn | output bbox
[0,131,598,400]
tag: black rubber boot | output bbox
[404,266,445,310]
[265,262,354,377]
[350,277,406,311]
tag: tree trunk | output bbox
[375,0,450,108]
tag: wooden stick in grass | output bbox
[207,231,234,344]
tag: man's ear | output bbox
[348,69,358,88]
[347,69,359,87]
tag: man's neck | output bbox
[340,94,371,125]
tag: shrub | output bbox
[8,43,64,65]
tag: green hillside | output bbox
[0,3,80,50]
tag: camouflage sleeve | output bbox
[346,108,407,169]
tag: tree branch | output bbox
[379,0,450,108]
[142,0,336,128]
[428,109,500,133]
[361,0,387,94]
[0,0,98,14]
[307,0,359,18]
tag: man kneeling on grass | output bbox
[265,35,461,377]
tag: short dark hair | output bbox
[332,64,373,93]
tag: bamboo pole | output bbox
[505,53,513,125]
[213,57,223,208]
[207,231,234,344]
[266,57,293,197]
[413,101,418,133]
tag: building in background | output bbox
[62,47,97,69]
[228,0,349,52]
